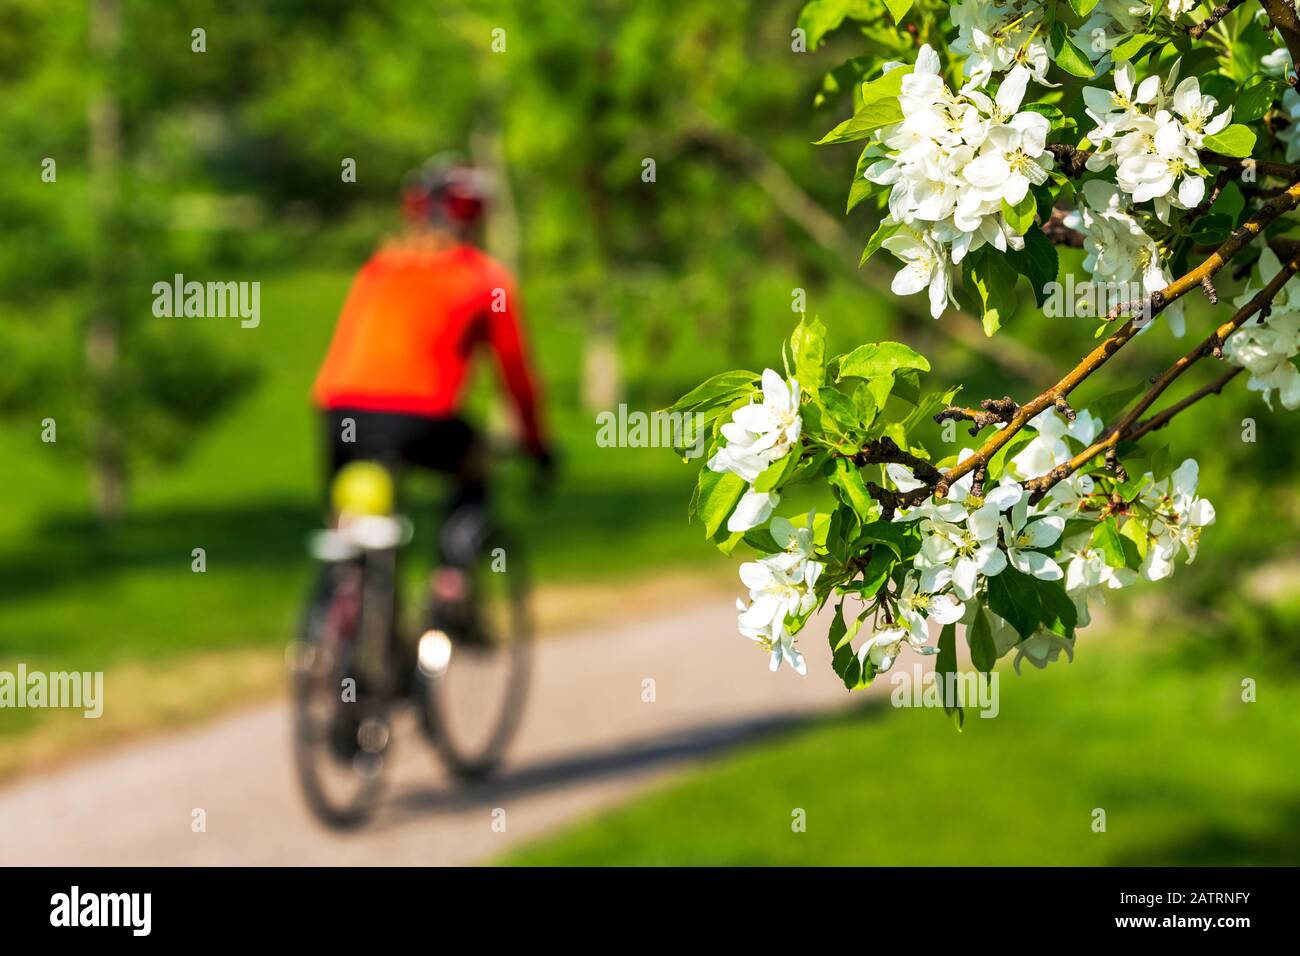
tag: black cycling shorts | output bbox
[323,409,478,479]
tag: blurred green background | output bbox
[0,0,1296,863]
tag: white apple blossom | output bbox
[1039,472,1099,518]
[1059,529,1138,627]
[729,489,779,533]
[1007,406,1101,480]
[1012,629,1075,674]
[896,571,966,645]
[959,73,1054,212]
[908,466,1023,599]
[1262,47,1292,78]
[1137,459,1216,580]
[857,625,912,673]
[999,498,1066,580]
[735,518,824,675]
[882,228,956,320]
[707,369,802,531]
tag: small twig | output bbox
[1188,0,1250,40]
[1201,275,1219,305]
[853,436,943,482]
[1188,169,1231,224]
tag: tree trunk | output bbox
[86,0,126,521]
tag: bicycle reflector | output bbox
[331,461,395,518]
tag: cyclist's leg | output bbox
[394,415,486,570]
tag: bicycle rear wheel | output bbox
[414,529,533,780]
[290,554,396,828]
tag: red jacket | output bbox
[313,241,545,453]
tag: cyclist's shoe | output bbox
[426,568,490,649]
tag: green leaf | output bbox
[1090,518,1128,569]
[936,623,964,730]
[962,247,1020,337]
[969,608,997,675]
[986,566,1042,641]
[883,0,913,21]
[816,66,908,147]
[790,315,827,397]
[1002,191,1038,236]
[797,0,852,49]
[829,458,877,522]
[829,603,873,689]
[858,546,895,599]
[668,370,756,414]
[1208,180,1245,227]
[855,520,914,558]
[859,64,908,105]
[815,98,903,145]
[1203,124,1257,159]
[860,218,901,265]
[1033,576,1078,638]
[1021,102,1064,124]
[753,451,797,493]
[1190,213,1232,245]
[1119,516,1148,562]
[1050,22,1097,78]
[837,340,930,380]
[1007,228,1059,308]
[1068,0,1101,16]
[848,146,876,213]
[828,600,852,652]
[1236,79,1283,124]
[815,386,862,441]
[695,468,745,538]
[1111,32,1158,63]
[825,503,861,564]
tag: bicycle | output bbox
[289,455,534,829]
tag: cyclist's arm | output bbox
[483,277,548,457]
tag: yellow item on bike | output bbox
[331,461,395,517]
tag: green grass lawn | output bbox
[502,633,1300,866]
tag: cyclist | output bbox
[312,157,552,627]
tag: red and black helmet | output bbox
[401,155,493,226]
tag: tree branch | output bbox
[1259,0,1300,87]
[1126,367,1244,443]
[1023,250,1300,498]
[1189,0,1250,40]
[881,178,1300,508]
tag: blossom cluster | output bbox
[1063,179,1186,335]
[1083,62,1231,222]
[1224,247,1300,410]
[709,378,1216,679]
[865,409,1214,676]
[866,45,1054,318]
[949,0,1052,88]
